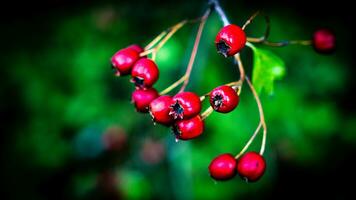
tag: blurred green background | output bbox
[1,0,355,199]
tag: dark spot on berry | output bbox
[212,94,223,110]
[133,76,144,87]
[216,40,230,57]
[169,100,184,119]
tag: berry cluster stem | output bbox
[241,11,260,30]
[159,8,211,95]
[201,106,214,120]
[243,12,311,47]
[248,39,312,47]
[211,1,268,156]
[235,122,262,159]
[141,20,188,58]
[179,9,211,92]
[234,53,245,83]
[245,76,267,155]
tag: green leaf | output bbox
[249,44,286,95]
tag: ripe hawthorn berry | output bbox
[208,153,237,180]
[170,92,202,120]
[215,24,246,57]
[236,152,266,182]
[172,115,204,140]
[131,88,159,113]
[131,58,159,88]
[209,85,239,113]
[313,28,336,53]
[149,95,175,126]
[111,47,140,76]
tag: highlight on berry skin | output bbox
[215,24,247,57]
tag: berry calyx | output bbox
[111,48,140,76]
[172,115,204,140]
[313,28,336,53]
[208,153,237,180]
[215,24,246,57]
[236,152,266,182]
[149,95,175,126]
[170,92,202,120]
[131,58,159,88]
[209,85,239,113]
[132,88,159,113]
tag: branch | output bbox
[158,8,211,95]
[210,0,230,26]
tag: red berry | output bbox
[215,24,246,57]
[131,58,159,88]
[111,48,140,76]
[313,28,336,53]
[172,115,204,140]
[132,88,159,113]
[149,95,175,125]
[237,152,266,182]
[208,153,237,180]
[209,85,239,113]
[127,44,144,53]
[170,92,202,120]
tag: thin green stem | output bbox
[245,76,267,155]
[201,106,214,120]
[235,122,262,159]
[159,75,187,95]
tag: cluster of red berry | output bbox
[110,4,335,183]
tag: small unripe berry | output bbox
[132,88,159,113]
[313,28,336,53]
[131,58,159,88]
[236,152,266,182]
[172,115,204,140]
[209,85,239,113]
[215,24,246,57]
[209,153,237,180]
